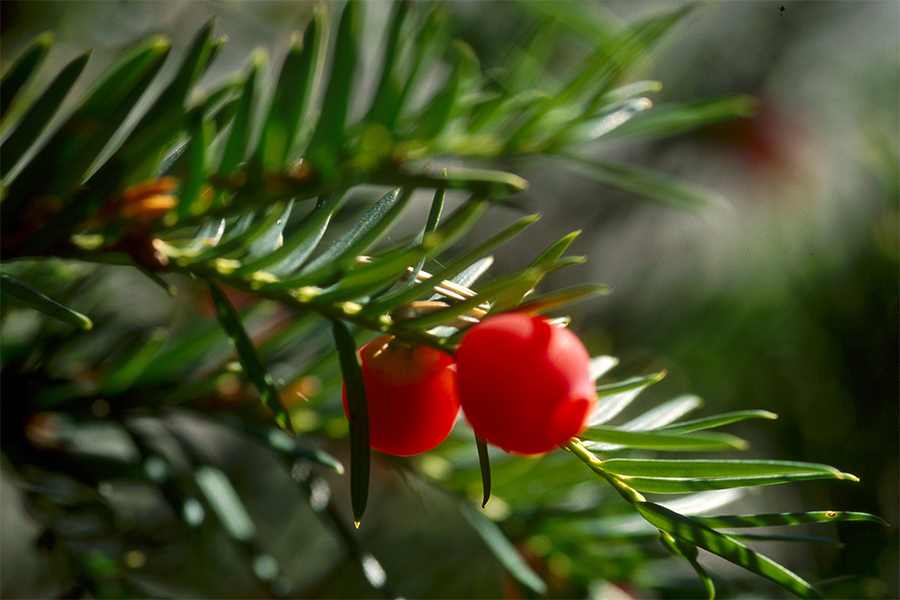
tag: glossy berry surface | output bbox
[342,335,460,456]
[456,313,596,455]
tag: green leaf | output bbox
[596,370,666,399]
[207,280,293,434]
[447,256,494,291]
[203,77,242,134]
[661,410,779,434]
[1,51,91,174]
[573,489,746,538]
[174,107,210,219]
[618,394,703,432]
[581,427,748,453]
[490,256,585,314]
[532,0,688,117]
[204,35,228,77]
[362,205,533,317]
[190,218,226,251]
[467,86,506,134]
[458,500,547,596]
[332,319,369,527]
[128,22,216,132]
[598,459,859,494]
[218,48,265,174]
[311,245,432,305]
[1,32,54,120]
[364,0,413,130]
[499,17,563,94]
[690,511,889,529]
[0,272,93,329]
[723,532,843,547]
[241,423,344,474]
[599,3,695,85]
[135,266,177,296]
[312,196,485,303]
[589,355,619,381]
[552,97,654,147]
[596,95,758,144]
[487,260,559,309]
[410,54,461,141]
[392,166,528,198]
[115,20,219,179]
[659,530,716,600]
[239,193,344,277]
[393,8,447,129]
[587,390,643,429]
[421,181,448,237]
[287,445,346,476]
[636,502,826,599]
[563,156,726,213]
[306,2,358,181]
[5,35,171,213]
[152,138,188,178]
[529,230,581,267]
[390,278,503,330]
[598,80,663,105]
[224,211,258,246]
[405,183,446,289]
[247,200,293,259]
[2,39,173,255]
[398,259,576,332]
[518,1,618,52]
[539,3,690,114]
[476,434,491,508]
[588,371,666,426]
[421,255,494,324]
[257,11,323,168]
[288,187,412,283]
[364,1,411,126]
[189,203,289,264]
[515,284,610,315]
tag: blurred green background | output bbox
[2,1,897,598]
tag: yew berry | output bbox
[342,335,460,456]
[456,312,597,455]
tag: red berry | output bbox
[456,313,596,455]
[342,335,460,456]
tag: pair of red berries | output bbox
[342,312,597,456]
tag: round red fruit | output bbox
[342,335,460,456]
[456,313,596,455]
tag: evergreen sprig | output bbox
[0,3,882,599]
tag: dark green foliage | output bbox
[3,36,171,230]
[0,271,92,329]
[331,319,369,526]
[0,31,53,118]
[207,279,293,433]
[1,51,90,172]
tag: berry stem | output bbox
[565,439,646,504]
